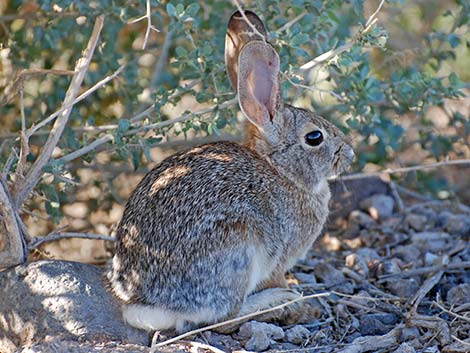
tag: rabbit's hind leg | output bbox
[215,287,320,333]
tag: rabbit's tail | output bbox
[122,303,221,333]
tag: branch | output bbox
[152,291,331,350]
[11,15,105,209]
[29,232,115,250]
[299,0,386,71]
[336,158,470,181]
[129,0,160,50]
[57,97,238,164]
[28,65,125,136]
[275,11,307,33]
[0,178,26,268]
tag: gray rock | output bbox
[412,232,450,252]
[314,262,354,294]
[293,272,317,284]
[285,325,311,345]
[245,331,270,352]
[405,213,428,231]
[360,194,395,220]
[239,321,284,352]
[401,326,419,341]
[0,260,148,353]
[386,278,420,298]
[392,342,416,353]
[447,283,470,305]
[394,245,422,264]
[238,321,284,340]
[359,313,398,335]
[377,259,402,276]
[442,213,470,235]
[424,252,440,266]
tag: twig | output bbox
[300,0,385,71]
[336,158,470,181]
[28,65,125,136]
[433,301,470,323]
[408,266,446,313]
[394,183,433,202]
[283,73,345,101]
[378,261,470,281]
[11,15,106,209]
[336,324,404,353]
[276,11,307,33]
[142,0,160,50]
[128,0,160,50]
[13,84,29,180]
[152,291,331,350]
[29,232,115,250]
[389,181,405,212]
[0,178,25,268]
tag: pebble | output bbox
[238,321,284,352]
[405,213,428,231]
[386,277,420,297]
[360,194,395,220]
[401,326,420,341]
[285,325,311,345]
[412,231,450,252]
[442,214,470,235]
[392,342,417,353]
[294,272,317,284]
[447,283,470,305]
[359,313,398,335]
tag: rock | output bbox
[314,262,354,294]
[412,232,451,252]
[405,214,428,231]
[386,278,420,298]
[15,340,152,353]
[359,313,398,335]
[285,325,311,345]
[376,259,402,276]
[400,326,419,341]
[238,321,284,340]
[441,213,470,235]
[238,321,284,352]
[245,331,270,352]
[360,194,395,220]
[394,245,422,264]
[447,283,470,305]
[345,253,369,277]
[392,342,416,353]
[424,252,440,266]
[0,260,148,353]
[349,210,376,227]
[293,272,317,284]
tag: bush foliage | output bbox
[0,0,469,224]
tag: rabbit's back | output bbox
[111,142,280,304]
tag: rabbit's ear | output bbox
[238,41,281,131]
[225,10,267,91]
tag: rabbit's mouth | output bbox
[332,145,355,175]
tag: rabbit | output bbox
[108,10,354,334]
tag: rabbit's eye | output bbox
[305,130,323,146]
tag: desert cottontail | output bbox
[108,10,354,333]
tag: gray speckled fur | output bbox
[108,11,354,332]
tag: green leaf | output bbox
[185,3,200,17]
[166,3,176,17]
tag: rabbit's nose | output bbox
[346,147,355,162]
